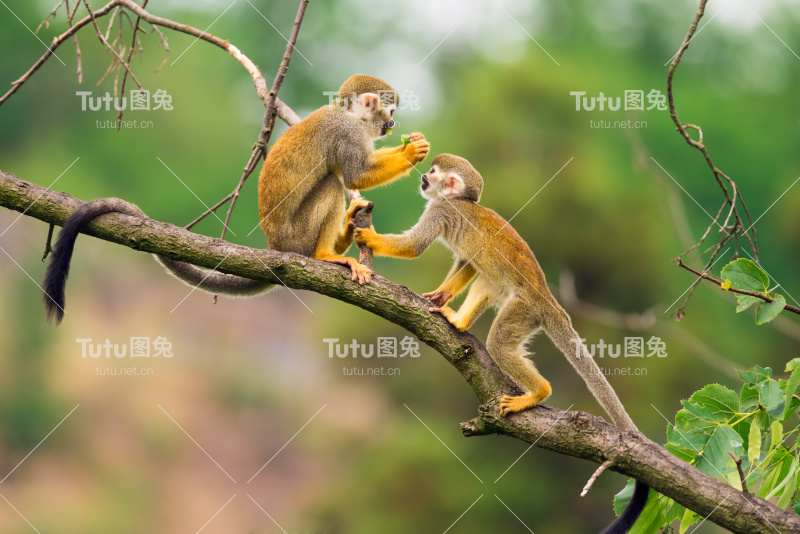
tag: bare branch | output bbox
[219,0,309,239]
[0,0,295,125]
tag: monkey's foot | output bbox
[498,388,551,417]
[423,290,452,308]
[317,254,372,285]
[428,306,466,330]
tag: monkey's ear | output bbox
[444,174,465,197]
[358,93,380,111]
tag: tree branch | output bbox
[0,0,299,125]
[676,259,800,315]
[1,171,798,534]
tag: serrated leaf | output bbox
[783,368,800,421]
[786,358,800,373]
[613,478,636,515]
[674,407,717,435]
[748,420,762,464]
[665,444,696,463]
[721,259,769,292]
[736,294,761,312]
[756,294,786,325]
[737,366,772,385]
[664,499,685,523]
[679,508,697,533]
[695,424,743,478]
[758,379,783,410]
[686,384,739,423]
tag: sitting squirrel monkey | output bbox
[42,74,429,323]
[355,154,648,534]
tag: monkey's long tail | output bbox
[43,198,273,325]
[542,309,649,534]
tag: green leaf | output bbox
[758,379,783,410]
[721,259,769,292]
[776,459,799,509]
[756,294,786,325]
[679,508,697,533]
[685,384,739,423]
[748,420,762,464]
[664,499,685,523]
[793,499,800,515]
[627,490,666,534]
[739,383,760,412]
[695,424,743,478]
[770,420,784,453]
[783,368,800,420]
[401,134,411,146]
[786,358,800,373]
[613,479,635,515]
[737,366,772,385]
[758,463,784,499]
[725,458,743,489]
[736,294,760,312]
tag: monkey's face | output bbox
[420,165,465,200]
[353,93,396,138]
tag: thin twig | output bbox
[217,0,309,239]
[676,259,800,315]
[581,459,613,497]
[1,0,294,123]
[81,0,143,91]
[666,0,760,319]
[117,0,149,128]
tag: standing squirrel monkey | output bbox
[354,154,648,534]
[42,74,429,323]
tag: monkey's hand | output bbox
[428,306,464,330]
[353,226,379,249]
[403,137,430,165]
[407,132,425,143]
[422,290,452,308]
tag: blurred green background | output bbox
[1,0,799,532]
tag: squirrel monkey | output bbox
[42,74,429,323]
[355,154,648,534]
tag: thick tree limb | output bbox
[1,171,798,534]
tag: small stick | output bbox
[347,189,374,270]
[581,459,614,497]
